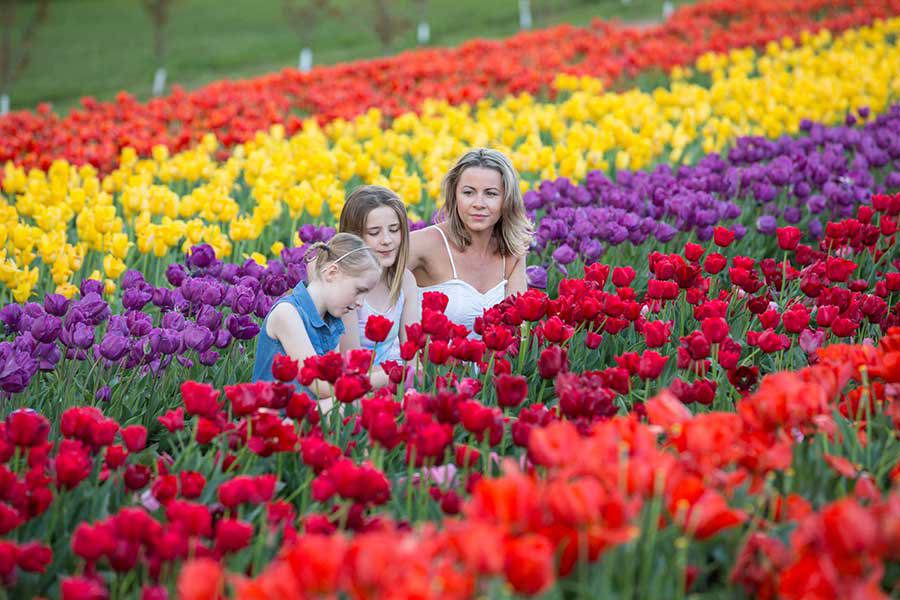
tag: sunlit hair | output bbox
[437,147,534,257]
[307,233,381,282]
[339,185,408,306]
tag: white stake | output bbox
[152,67,167,97]
[662,1,675,19]
[299,47,313,72]
[518,0,532,30]
[0,94,8,115]
[417,21,430,44]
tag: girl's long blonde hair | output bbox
[339,185,409,306]
[437,148,534,258]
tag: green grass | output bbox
[6,0,693,113]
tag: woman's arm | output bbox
[398,269,421,345]
[505,254,528,297]
[267,303,334,402]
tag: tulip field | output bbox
[3,0,900,598]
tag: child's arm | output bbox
[339,311,361,354]
[267,303,335,402]
[398,269,421,344]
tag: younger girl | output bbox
[252,233,381,410]
[338,186,420,380]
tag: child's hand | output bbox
[404,363,425,391]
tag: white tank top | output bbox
[418,226,507,337]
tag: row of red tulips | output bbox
[2,0,899,173]
[0,194,897,597]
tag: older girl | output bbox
[338,186,420,371]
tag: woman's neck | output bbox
[466,227,495,257]
[305,281,328,317]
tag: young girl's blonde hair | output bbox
[437,148,534,257]
[306,233,381,280]
[339,185,409,306]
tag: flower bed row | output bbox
[3,18,900,303]
[525,104,900,283]
[2,0,897,174]
[0,191,898,595]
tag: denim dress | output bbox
[252,282,346,390]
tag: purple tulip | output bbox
[31,314,62,344]
[162,311,186,331]
[196,305,223,330]
[80,279,104,297]
[95,386,112,402]
[0,342,38,393]
[552,244,577,265]
[72,322,95,349]
[33,342,61,371]
[152,287,174,311]
[166,264,188,287]
[125,310,153,338]
[526,266,548,289]
[73,293,110,326]
[99,333,129,361]
[122,288,152,311]
[226,314,260,340]
[183,324,215,353]
[214,328,232,349]
[121,270,146,290]
[150,328,181,355]
[187,244,216,269]
[0,304,24,334]
[43,294,70,317]
[229,285,256,315]
[198,350,219,366]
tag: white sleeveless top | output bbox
[356,289,404,365]
[418,226,507,337]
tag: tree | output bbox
[370,0,411,53]
[141,0,178,96]
[282,0,342,72]
[0,0,50,114]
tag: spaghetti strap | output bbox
[501,255,507,281]
[431,226,458,279]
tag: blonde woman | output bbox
[409,148,534,334]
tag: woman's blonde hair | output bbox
[437,148,534,257]
[307,232,381,281]
[339,185,408,306]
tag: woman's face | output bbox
[455,167,504,234]
[362,206,402,269]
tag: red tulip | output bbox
[271,354,299,382]
[713,226,735,247]
[180,381,222,418]
[537,345,569,378]
[364,314,394,343]
[334,374,372,403]
[503,534,555,595]
[495,374,529,408]
[215,518,253,554]
[636,350,668,380]
[120,424,147,452]
[776,226,802,250]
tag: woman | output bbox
[409,148,533,335]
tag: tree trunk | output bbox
[0,0,17,101]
